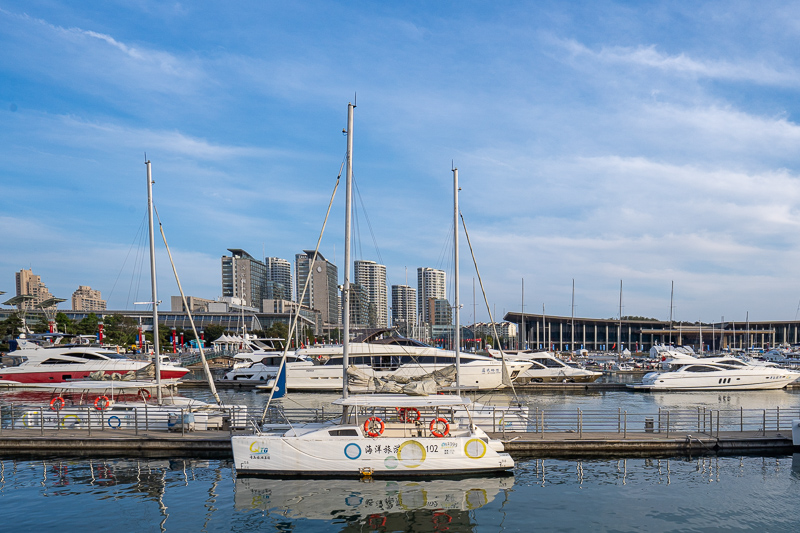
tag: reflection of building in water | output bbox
[234,476,512,530]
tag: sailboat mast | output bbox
[453,167,461,394]
[618,280,622,357]
[342,102,354,399]
[571,279,575,353]
[145,160,163,403]
[668,281,674,346]
[520,278,525,351]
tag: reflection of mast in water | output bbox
[203,463,223,530]
[158,468,168,533]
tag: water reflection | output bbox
[234,476,513,532]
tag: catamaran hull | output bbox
[232,435,514,477]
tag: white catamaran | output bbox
[231,103,515,476]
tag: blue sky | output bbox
[2,1,800,324]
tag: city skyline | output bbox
[3,2,800,323]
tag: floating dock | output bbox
[0,428,793,458]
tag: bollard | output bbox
[181,409,185,436]
[763,410,766,436]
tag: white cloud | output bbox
[560,39,800,86]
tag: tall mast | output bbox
[453,167,461,394]
[145,160,162,404]
[342,102,354,398]
[668,281,674,346]
[520,278,525,351]
[542,303,546,351]
[571,279,575,353]
[618,280,623,357]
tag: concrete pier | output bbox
[0,429,793,458]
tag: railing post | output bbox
[763,409,766,436]
[88,407,92,437]
[623,410,627,439]
[740,407,743,433]
[716,410,720,438]
[666,411,670,438]
[493,408,497,433]
[578,408,582,439]
[658,407,661,433]
[135,409,139,436]
[697,407,701,433]
[181,408,185,436]
[618,407,621,433]
[10,404,13,431]
[145,403,149,431]
[541,410,545,439]
[40,410,44,436]
[777,406,780,431]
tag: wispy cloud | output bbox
[559,39,800,86]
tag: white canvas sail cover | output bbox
[346,365,457,396]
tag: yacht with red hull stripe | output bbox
[0,339,189,383]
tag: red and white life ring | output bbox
[138,388,151,400]
[364,416,385,437]
[396,407,420,422]
[430,417,450,438]
[94,395,110,411]
[50,396,65,411]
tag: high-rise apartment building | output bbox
[391,284,416,335]
[295,250,339,325]
[417,267,446,324]
[221,249,267,309]
[265,257,292,301]
[15,269,54,309]
[72,286,107,311]
[354,260,387,327]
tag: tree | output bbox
[56,312,76,335]
[203,324,226,343]
[77,313,100,335]
[0,312,25,352]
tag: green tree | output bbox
[0,312,25,351]
[56,312,76,334]
[77,313,100,335]
[203,324,226,343]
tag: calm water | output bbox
[2,454,799,532]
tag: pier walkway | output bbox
[0,428,793,458]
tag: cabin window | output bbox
[329,429,358,436]
[683,365,718,372]
[42,359,81,365]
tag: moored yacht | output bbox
[0,337,189,384]
[629,355,800,390]
[488,349,601,383]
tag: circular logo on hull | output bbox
[464,439,487,459]
[344,442,362,460]
[397,440,426,468]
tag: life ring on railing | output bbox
[396,407,420,423]
[94,395,110,411]
[50,396,65,411]
[364,416,385,437]
[138,388,151,400]
[430,417,450,437]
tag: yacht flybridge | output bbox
[232,102,515,477]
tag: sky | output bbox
[2,1,800,325]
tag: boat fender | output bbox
[364,416,385,437]
[50,396,65,411]
[94,395,110,411]
[396,407,420,422]
[138,388,151,400]
[430,417,450,438]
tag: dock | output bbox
[0,428,794,458]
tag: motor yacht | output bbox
[629,355,800,390]
[488,349,601,383]
[0,336,189,383]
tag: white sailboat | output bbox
[231,103,514,476]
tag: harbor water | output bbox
[2,454,799,532]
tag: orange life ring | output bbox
[364,416,385,437]
[396,407,420,422]
[138,388,151,400]
[50,396,65,411]
[94,395,110,411]
[430,417,450,437]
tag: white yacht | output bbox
[0,336,189,384]
[630,355,800,390]
[488,349,601,383]
[224,333,530,391]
